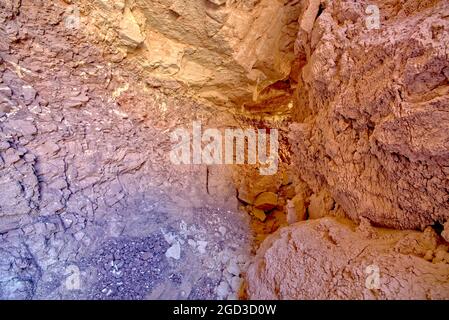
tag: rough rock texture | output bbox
[246,0,449,300]
[79,0,301,109]
[2,0,449,301]
[289,0,449,230]
[247,217,449,299]
[0,0,253,300]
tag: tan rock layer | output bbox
[78,0,302,109]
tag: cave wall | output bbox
[247,216,449,299]
[77,0,302,109]
[290,0,449,230]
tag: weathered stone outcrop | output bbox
[247,217,449,299]
[246,0,449,300]
[79,0,302,109]
[289,0,449,230]
[2,0,448,301]
[0,0,253,300]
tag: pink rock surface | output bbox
[246,217,449,299]
[290,0,449,229]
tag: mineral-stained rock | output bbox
[119,8,145,48]
[286,194,307,224]
[289,0,449,230]
[246,217,449,300]
[81,0,301,108]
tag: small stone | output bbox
[74,231,84,241]
[0,141,10,150]
[165,242,181,260]
[3,149,21,164]
[141,251,152,260]
[227,260,240,276]
[6,119,37,136]
[22,224,35,236]
[423,250,434,261]
[197,240,208,254]
[308,190,335,220]
[0,86,12,97]
[23,153,36,162]
[208,0,226,5]
[64,94,89,108]
[251,208,266,222]
[218,226,227,236]
[286,194,307,224]
[119,8,145,48]
[188,239,197,247]
[254,192,278,211]
[229,276,242,292]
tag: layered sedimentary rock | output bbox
[78,0,301,110]
[289,0,449,230]
[0,1,253,299]
[246,0,449,299]
[2,0,449,300]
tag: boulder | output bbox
[246,217,449,299]
[119,8,145,48]
[254,192,278,211]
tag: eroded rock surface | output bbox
[1,0,449,301]
[79,0,301,109]
[246,0,449,300]
[289,0,449,229]
[247,217,449,299]
[0,0,252,300]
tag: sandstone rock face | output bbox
[289,0,449,230]
[246,217,449,299]
[80,0,301,109]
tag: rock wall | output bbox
[289,0,449,230]
[245,0,449,300]
[77,0,302,110]
[0,0,253,299]
[247,217,449,299]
